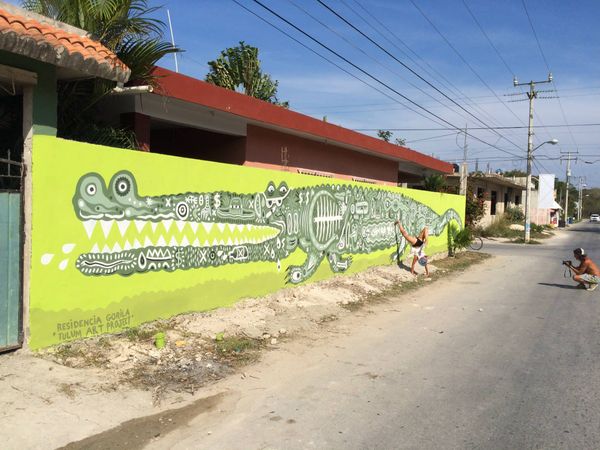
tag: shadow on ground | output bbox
[538,282,579,290]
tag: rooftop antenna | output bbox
[166,9,179,73]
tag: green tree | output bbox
[377,130,393,142]
[465,182,485,227]
[206,41,288,107]
[423,174,446,192]
[502,169,527,177]
[582,188,600,217]
[22,0,179,147]
[376,130,406,145]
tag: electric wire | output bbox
[315,0,525,154]
[354,123,600,131]
[407,0,529,149]
[285,0,477,125]
[521,0,579,152]
[230,0,449,128]
[342,0,504,129]
[246,0,523,159]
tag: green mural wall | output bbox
[29,136,465,348]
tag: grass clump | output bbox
[214,336,261,355]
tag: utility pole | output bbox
[459,125,468,195]
[563,152,572,225]
[577,177,586,221]
[513,73,554,242]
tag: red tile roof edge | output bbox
[151,67,453,174]
[0,5,130,83]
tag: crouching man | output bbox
[564,248,600,291]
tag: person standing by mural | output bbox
[563,248,600,291]
[395,221,429,276]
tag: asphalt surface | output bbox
[148,222,600,450]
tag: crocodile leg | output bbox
[327,252,353,273]
[286,251,324,284]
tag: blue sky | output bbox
[11,0,600,187]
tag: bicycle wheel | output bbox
[469,236,483,251]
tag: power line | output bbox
[246,0,522,159]
[315,0,525,154]
[407,0,529,147]
[285,0,477,125]
[521,0,579,152]
[354,123,600,131]
[341,0,504,130]
[230,0,449,128]
[460,0,558,149]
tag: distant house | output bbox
[446,173,524,227]
[98,67,453,186]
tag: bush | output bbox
[479,216,520,238]
[531,223,545,234]
[447,224,472,255]
[504,206,524,223]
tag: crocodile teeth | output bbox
[100,220,114,238]
[176,221,186,232]
[190,222,199,234]
[150,222,158,232]
[134,220,146,233]
[117,220,130,237]
[202,223,213,233]
[91,244,100,253]
[228,224,236,233]
[169,236,178,247]
[217,223,226,233]
[123,240,132,250]
[83,220,97,238]
[133,239,142,249]
[112,242,122,253]
[163,219,173,233]
[144,237,153,248]
[156,236,167,247]
[192,238,201,247]
[180,236,190,247]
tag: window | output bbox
[515,195,521,205]
[477,187,485,198]
[490,190,497,215]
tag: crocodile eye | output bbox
[86,183,97,196]
[291,270,302,282]
[279,184,288,194]
[267,184,275,194]
[115,176,130,196]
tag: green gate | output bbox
[0,191,22,351]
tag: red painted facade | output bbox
[118,67,454,186]
[244,125,398,184]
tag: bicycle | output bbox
[448,225,483,254]
[469,235,483,251]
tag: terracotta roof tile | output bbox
[0,6,130,83]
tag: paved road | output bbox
[150,223,600,450]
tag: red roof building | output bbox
[0,2,130,83]
[100,67,453,186]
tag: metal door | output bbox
[0,181,22,351]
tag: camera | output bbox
[562,260,572,266]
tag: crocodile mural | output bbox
[73,171,462,284]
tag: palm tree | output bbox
[206,41,288,107]
[22,0,180,148]
[423,174,447,192]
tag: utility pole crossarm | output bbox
[512,72,556,242]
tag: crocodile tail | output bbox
[432,208,463,235]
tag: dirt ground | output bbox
[0,251,489,449]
